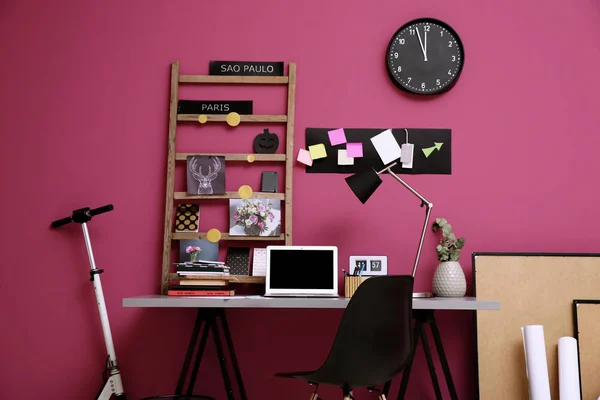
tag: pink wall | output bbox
[2,0,600,398]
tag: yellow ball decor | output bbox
[206,228,222,243]
[238,185,253,199]
[198,114,208,124]
[246,154,255,163]
[226,112,241,127]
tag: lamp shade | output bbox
[345,168,382,204]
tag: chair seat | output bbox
[274,369,366,387]
[274,370,316,379]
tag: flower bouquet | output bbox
[233,199,275,236]
[186,245,201,262]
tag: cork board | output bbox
[473,253,600,400]
[574,300,600,400]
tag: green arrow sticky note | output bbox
[422,146,436,157]
[422,142,444,158]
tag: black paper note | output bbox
[226,247,251,276]
[305,128,451,175]
[261,172,278,193]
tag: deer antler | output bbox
[205,157,221,179]
[188,157,205,180]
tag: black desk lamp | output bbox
[345,162,433,298]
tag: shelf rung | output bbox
[175,191,284,200]
[178,114,287,123]
[172,232,285,241]
[169,273,266,284]
[175,153,286,162]
[179,75,289,84]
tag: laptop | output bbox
[265,245,339,297]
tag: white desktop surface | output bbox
[122,295,500,310]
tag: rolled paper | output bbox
[558,336,580,400]
[521,325,551,400]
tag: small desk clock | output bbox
[386,18,464,95]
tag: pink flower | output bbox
[234,215,239,220]
[258,222,265,228]
[186,246,200,253]
[269,212,274,221]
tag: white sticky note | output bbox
[370,129,402,165]
[337,149,354,165]
[401,143,414,169]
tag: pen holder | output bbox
[344,276,370,298]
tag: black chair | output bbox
[274,275,414,400]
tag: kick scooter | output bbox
[51,204,126,399]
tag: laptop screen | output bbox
[269,249,335,290]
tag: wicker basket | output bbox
[344,276,371,298]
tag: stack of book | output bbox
[168,260,234,296]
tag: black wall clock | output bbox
[386,18,464,95]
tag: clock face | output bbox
[386,18,464,95]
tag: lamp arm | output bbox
[381,164,434,278]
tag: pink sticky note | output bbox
[346,142,363,158]
[297,148,313,166]
[328,128,347,146]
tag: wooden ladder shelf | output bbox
[160,61,296,294]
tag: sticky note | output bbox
[328,128,347,146]
[422,143,443,158]
[308,144,327,160]
[338,149,354,165]
[206,228,221,243]
[238,185,253,199]
[297,149,313,166]
[226,112,240,127]
[346,142,363,158]
[401,143,414,169]
[371,129,402,165]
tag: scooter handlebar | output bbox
[51,216,73,228]
[51,204,114,228]
[89,204,114,216]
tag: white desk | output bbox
[123,294,499,311]
[124,295,499,400]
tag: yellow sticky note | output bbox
[206,228,222,243]
[308,143,327,160]
[238,185,253,199]
[226,112,241,127]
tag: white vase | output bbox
[432,261,466,297]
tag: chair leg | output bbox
[378,395,387,400]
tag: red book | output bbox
[167,290,235,296]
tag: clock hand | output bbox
[424,29,428,61]
[415,27,428,62]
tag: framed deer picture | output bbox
[186,156,226,195]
